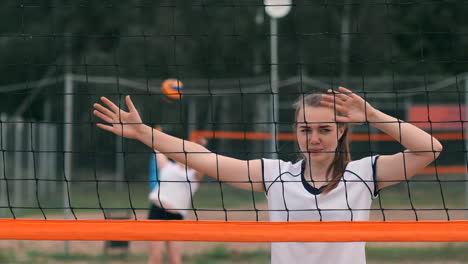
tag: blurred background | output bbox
[0,1,467,262]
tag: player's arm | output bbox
[367,109,443,189]
[137,127,264,191]
[321,87,443,190]
[93,96,265,192]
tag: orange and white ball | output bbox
[161,78,183,102]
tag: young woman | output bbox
[147,137,206,264]
[93,86,442,264]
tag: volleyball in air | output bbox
[161,78,183,102]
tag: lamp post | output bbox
[63,32,73,255]
[264,0,291,158]
[465,74,468,218]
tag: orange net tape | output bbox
[0,220,467,242]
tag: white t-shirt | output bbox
[149,161,199,217]
[262,156,379,264]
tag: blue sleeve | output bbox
[149,155,159,191]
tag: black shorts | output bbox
[148,204,184,220]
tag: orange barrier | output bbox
[190,130,467,175]
[352,132,465,141]
[0,219,467,242]
[420,165,467,175]
[191,130,295,141]
[190,130,465,142]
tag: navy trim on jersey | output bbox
[301,160,328,195]
[261,159,267,194]
[343,156,381,197]
[262,159,292,194]
[344,169,374,196]
[372,155,381,197]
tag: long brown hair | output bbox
[293,94,352,193]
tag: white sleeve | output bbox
[148,187,159,202]
[346,155,380,198]
[261,158,294,194]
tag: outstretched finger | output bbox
[330,89,352,102]
[322,94,342,104]
[320,100,347,114]
[337,87,356,99]
[100,97,120,113]
[125,95,137,113]
[322,93,346,104]
[94,103,115,119]
[96,123,115,134]
[93,110,114,124]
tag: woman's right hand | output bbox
[93,95,144,140]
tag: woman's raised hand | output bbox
[320,86,377,124]
[93,95,144,139]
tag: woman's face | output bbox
[296,106,344,164]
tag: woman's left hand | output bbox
[320,87,377,124]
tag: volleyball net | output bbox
[0,1,468,242]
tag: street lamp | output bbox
[264,0,291,158]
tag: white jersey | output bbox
[149,161,199,217]
[262,156,379,264]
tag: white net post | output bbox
[25,121,34,206]
[116,135,125,192]
[465,74,468,219]
[265,0,291,159]
[63,33,74,254]
[13,118,24,214]
[0,113,7,217]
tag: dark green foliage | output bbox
[1,1,465,86]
